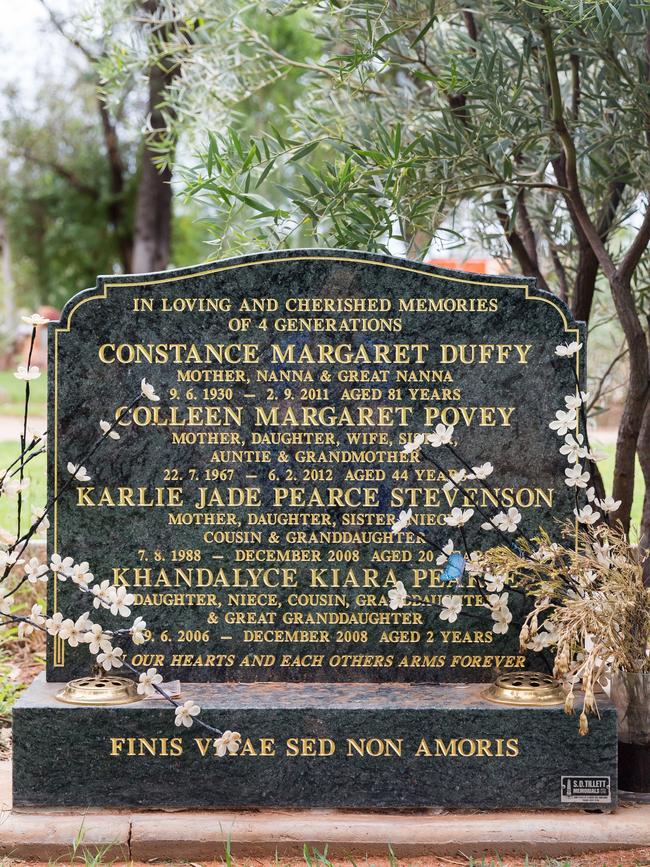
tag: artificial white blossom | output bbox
[0,592,12,616]
[24,557,48,584]
[555,341,582,358]
[137,668,163,696]
[1,475,29,498]
[464,551,483,577]
[97,646,124,671]
[141,378,160,401]
[70,561,93,587]
[549,409,577,436]
[440,595,463,623]
[442,468,467,493]
[564,392,589,411]
[85,623,113,655]
[565,463,590,489]
[472,462,494,479]
[427,424,454,447]
[574,504,601,525]
[131,616,147,644]
[493,507,522,533]
[445,507,474,527]
[484,572,506,593]
[31,507,50,532]
[492,615,511,635]
[214,730,242,756]
[592,540,612,566]
[402,433,424,454]
[387,580,408,610]
[559,433,588,464]
[391,508,412,534]
[99,419,121,440]
[435,539,455,566]
[92,579,113,609]
[107,585,135,617]
[21,313,51,326]
[45,612,65,636]
[14,365,41,381]
[0,549,23,570]
[527,622,558,651]
[580,569,598,586]
[18,603,45,638]
[174,699,201,728]
[488,593,513,634]
[49,553,74,578]
[596,495,621,513]
[66,463,91,482]
[531,543,561,563]
[59,614,90,647]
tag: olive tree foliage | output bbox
[0,0,207,313]
[100,0,650,542]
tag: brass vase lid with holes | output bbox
[482,672,566,707]
[55,675,143,706]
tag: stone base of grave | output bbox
[13,674,617,812]
[3,762,650,861]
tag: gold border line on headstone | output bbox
[51,255,581,667]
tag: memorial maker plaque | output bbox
[47,250,584,683]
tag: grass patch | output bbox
[0,627,24,723]
[0,370,46,417]
[0,440,47,531]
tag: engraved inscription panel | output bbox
[47,251,583,682]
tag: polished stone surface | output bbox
[14,675,615,810]
[46,251,585,684]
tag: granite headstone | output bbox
[46,250,584,683]
[11,251,619,811]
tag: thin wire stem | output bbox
[17,328,37,540]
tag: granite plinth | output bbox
[13,674,616,810]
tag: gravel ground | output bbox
[3,854,650,866]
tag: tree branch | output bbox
[516,189,539,268]
[587,346,628,413]
[462,10,478,42]
[494,191,550,291]
[540,22,618,283]
[14,148,98,198]
[619,202,650,287]
[37,0,97,62]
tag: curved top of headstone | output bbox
[54,248,581,334]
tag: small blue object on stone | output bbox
[440,552,465,583]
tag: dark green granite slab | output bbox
[13,675,615,810]
[46,250,586,683]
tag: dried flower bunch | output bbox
[483,524,650,733]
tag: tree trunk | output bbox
[637,395,650,567]
[97,99,132,272]
[131,60,177,274]
[610,277,650,535]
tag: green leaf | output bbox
[410,15,437,47]
[233,192,279,215]
[255,158,277,188]
[288,141,321,162]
